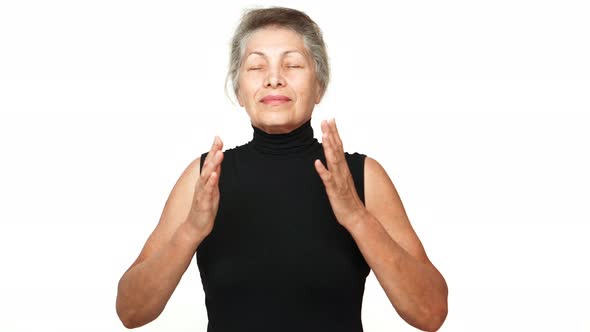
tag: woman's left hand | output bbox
[314,118,367,230]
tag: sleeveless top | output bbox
[196,118,371,332]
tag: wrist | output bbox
[175,220,208,249]
[342,207,369,233]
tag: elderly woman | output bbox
[116,6,448,332]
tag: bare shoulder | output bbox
[363,156,431,264]
[159,156,202,226]
[363,156,397,205]
[125,156,202,271]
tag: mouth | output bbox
[260,95,292,105]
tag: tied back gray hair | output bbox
[224,6,330,104]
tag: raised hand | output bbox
[314,118,366,229]
[186,136,224,237]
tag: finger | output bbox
[217,136,224,150]
[199,149,223,190]
[321,120,334,162]
[314,159,332,184]
[325,119,344,159]
[203,136,223,170]
[329,118,343,148]
[204,158,223,196]
[321,119,330,136]
[321,131,333,166]
[209,136,220,155]
[213,151,223,179]
[209,150,223,173]
[323,127,343,169]
[204,171,219,194]
[205,136,224,170]
[322,131,334,169]
[212,138,224,175]
[198,171,219,210]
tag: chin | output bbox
[257,110,293,122]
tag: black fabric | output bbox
[196,118,371,332]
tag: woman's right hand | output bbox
[185,136,224,237]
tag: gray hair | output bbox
[224,6,330,105]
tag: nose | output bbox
[264,66,285,88]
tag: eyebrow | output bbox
[246,50,304,58]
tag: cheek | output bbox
[238,82,255,100]
[292,78,316,99]
[239,74,263,93]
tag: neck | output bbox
[248,118,319,157]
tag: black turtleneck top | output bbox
[196,118,371,332]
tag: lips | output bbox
[260,95,292,103]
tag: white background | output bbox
[1,1,589,331]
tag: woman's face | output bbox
[237,26,322,134]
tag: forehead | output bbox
[244,27,307,58]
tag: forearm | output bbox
[116,220,206,328]
[346,210,448,332]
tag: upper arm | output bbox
[125,156,202,272]
[364,156,431,264]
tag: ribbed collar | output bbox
[248,118,319,157]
